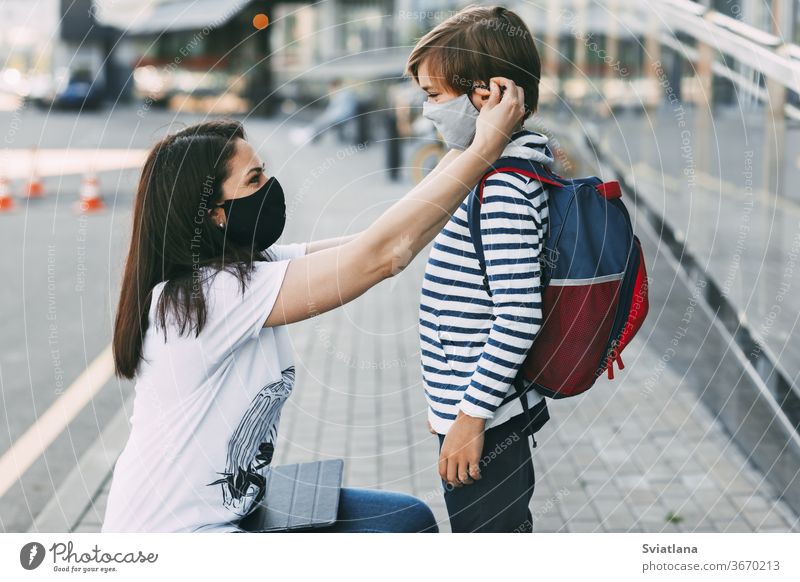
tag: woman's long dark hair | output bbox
[113,120,264,379]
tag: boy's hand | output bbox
[439,411,485,487]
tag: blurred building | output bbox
[87,0,438,114]
[49,0,796,117]
[0,0,128,109]
[0,0,59,106]
[0,0,59,73]
[92,0,266,113]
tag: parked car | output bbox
[51,78,105,111]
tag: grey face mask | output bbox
[422,93,479,150]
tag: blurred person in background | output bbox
[289,78,360,146]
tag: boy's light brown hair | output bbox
[405,5,540,118]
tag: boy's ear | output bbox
[469,80,492,111]
[472,80,492,100]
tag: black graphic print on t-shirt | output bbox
[207,366,295,515]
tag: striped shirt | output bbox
[419,130,553,434]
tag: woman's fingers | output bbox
[472,77,525,155]
[485,79,502,108]
[490,77,519,106]
[488,76,516,92]
[483,77,517,109]
[487,77,524,126]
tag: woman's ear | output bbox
[209,205,226,227]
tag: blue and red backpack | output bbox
[467,157,649,399]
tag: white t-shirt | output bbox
[102,242,307,533]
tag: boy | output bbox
[406,5,552,532]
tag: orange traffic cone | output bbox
[24,170,44,199]
[75,171,104,213]
[24,148,44,198]
[0,175,14,212]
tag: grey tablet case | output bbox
[239,459,344,532]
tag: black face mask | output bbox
[220,176,286,252]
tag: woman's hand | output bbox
[470,77,525,160]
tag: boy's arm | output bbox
[439,173,545,487]
[459,174,545,416]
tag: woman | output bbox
[102,78,525,533]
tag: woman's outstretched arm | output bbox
[303,148,463,255]
[305,234,359,254]
[264,77,524,327]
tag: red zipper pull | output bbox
[607,360,615,380]
[616,354,625,370]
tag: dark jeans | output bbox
[437,413,535,533]
[313,487,438,532]
[238,488,437,533]
[233,487,438,533]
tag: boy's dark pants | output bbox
[437,413,536,533]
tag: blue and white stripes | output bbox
[419,130,553,434]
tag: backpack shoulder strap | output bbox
[477,158,564,203]
[466,184,488,294]
[467,158,563,296]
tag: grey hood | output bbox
[499,130,555,166]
